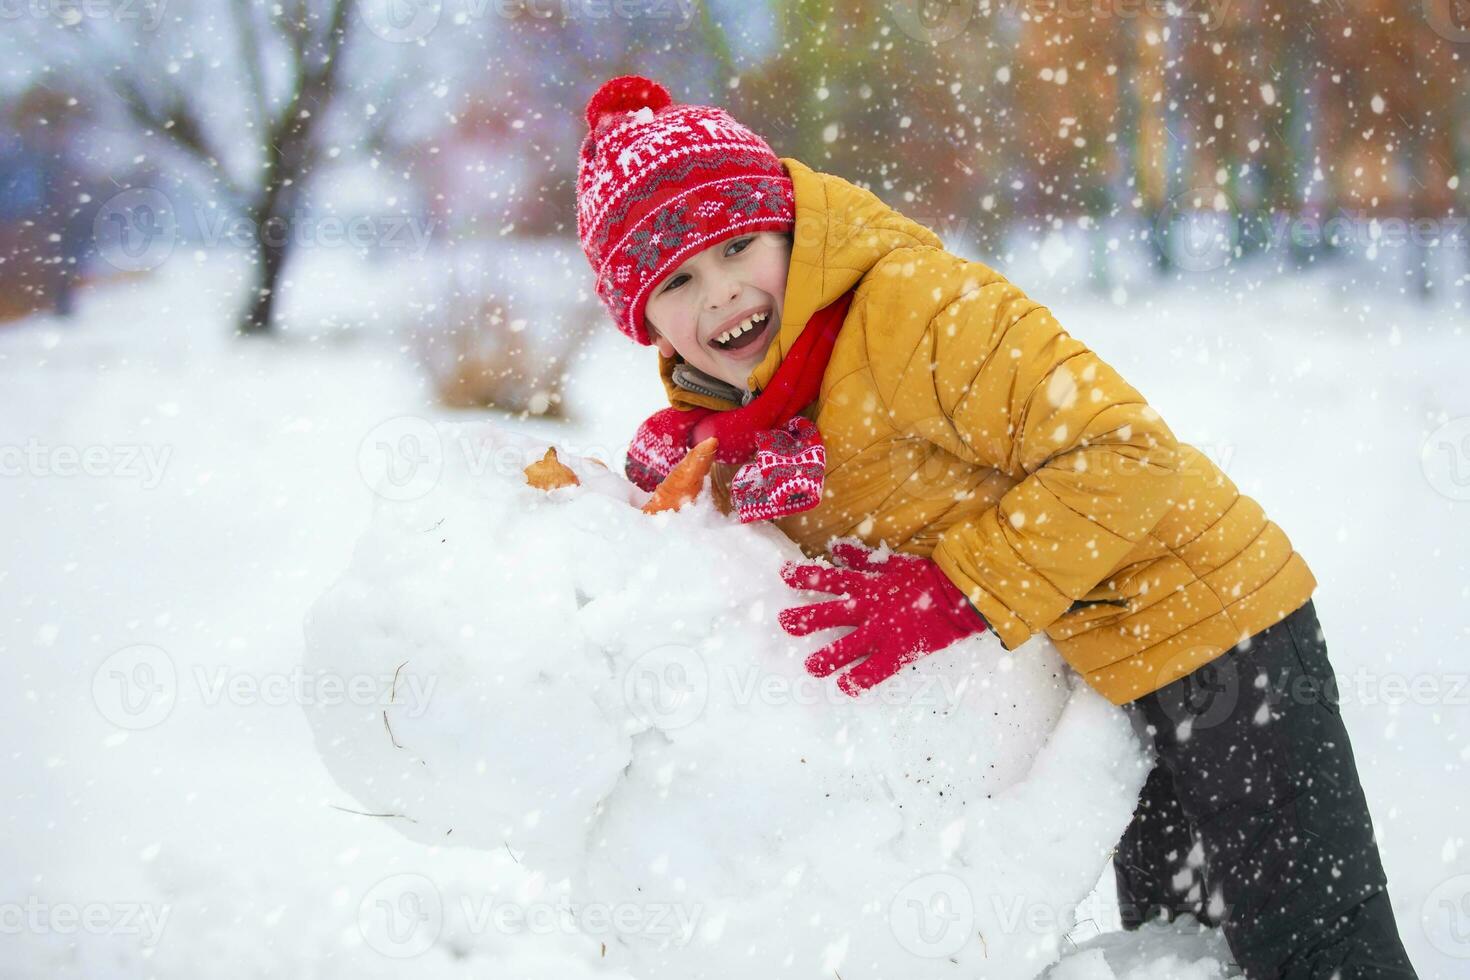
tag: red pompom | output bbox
[585,75,673,133]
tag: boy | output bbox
[576,75,1418,978]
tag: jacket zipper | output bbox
[671,364,753,406]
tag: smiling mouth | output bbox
[709,309,773,353]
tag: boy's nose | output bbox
[707,278,741,311]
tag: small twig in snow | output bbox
[328,804,415,822]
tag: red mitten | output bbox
[625,406,716,492]
[729,416,827,523]
[778,540,989,697]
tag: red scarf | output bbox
[726,288,854,523]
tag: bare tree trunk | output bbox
[236,0,353,336]
[240,204,294,336]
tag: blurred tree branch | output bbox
[19,0,458,335]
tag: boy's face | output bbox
[645,231,791,391]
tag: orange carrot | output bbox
[641,437,717,514]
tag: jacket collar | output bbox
[656,156,944,411]
[668,361,752,406]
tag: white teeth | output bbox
[713,311,768,346]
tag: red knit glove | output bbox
[778,541,990,697]
[625,406,717,492]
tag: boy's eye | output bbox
[660,238,755,293]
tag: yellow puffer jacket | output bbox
[655,157,1317,705]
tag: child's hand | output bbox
[625,406,718,492]
[777,541,989,697]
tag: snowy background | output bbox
[2,1,1469,976]
[2,242,1465,978]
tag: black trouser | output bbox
[1112,599,1419,978]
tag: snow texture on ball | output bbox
[305,420,1153,979]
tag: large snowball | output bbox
[304,421,1151,979]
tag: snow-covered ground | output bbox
[1,244,1466,978]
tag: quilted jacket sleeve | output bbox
[861,252,1184,651]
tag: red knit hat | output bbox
[575,75,795,346]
